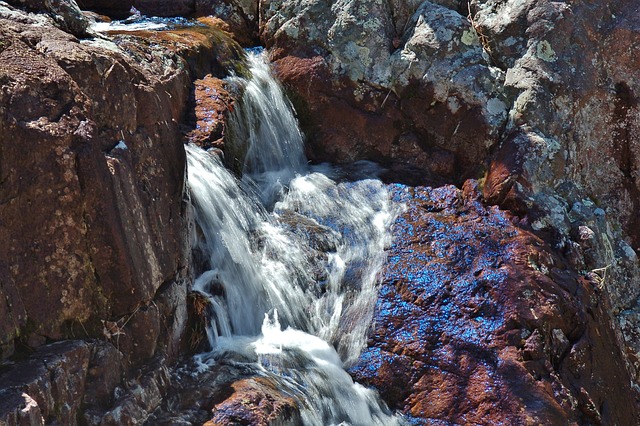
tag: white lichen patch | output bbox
[447,96,460,113]
[353,84,367,102]
[536,40,557,62]
[281,20,299,38]
[461,29,480,46]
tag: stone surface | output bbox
[207,377,300,425]
[261,0,507,181]
[147,361,301,426]
[471,0,640,381]
[195,0,258,46]
[0,3,242,424]
[185,74,234,150]
[76,0,195,18]
[0,341,90,425]
[351,182,639,424]
[5,0,92,36]
[0,3,189,355]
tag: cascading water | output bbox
[186,51,405,425]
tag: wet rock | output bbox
[82,342,125,413]
[195,0,258,46]
[97,358,171,425]
[147,361,301,426]
[208,377,301,425]
[185,74,233,150]
[351,182,639,424]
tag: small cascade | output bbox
[186,51,405,425]
[227,52,307,206]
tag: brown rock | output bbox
[186,75,233,150]
[351,182,639,424]
[0,341,91,425]
[208,377,300,425]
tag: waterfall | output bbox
[226,52,307,206]
[187,52,405,425]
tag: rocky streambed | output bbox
[1,0,639,425]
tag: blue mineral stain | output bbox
[349,347,385,376]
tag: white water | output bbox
[187,52,404,425]
[227,52,307,206]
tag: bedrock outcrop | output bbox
[351,182,638,424]
[0,2,243,423]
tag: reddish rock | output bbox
[351,181,639,424]
[272,55,423,174]
[195,1,258,46]
[261,1,508,183]
[186,75,234,150]
[207,377,300,426]
[0,3,240,422]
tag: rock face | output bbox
[351,182,638,424]
[0,2,243,424]
[470,0,640,384]
[260,0,508,180]
[0,1,189,359]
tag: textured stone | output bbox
[0,341,90,425]
[207,377,301,425]
[0,3,241,424]
[186,74,233,150]
[473,0,640,380]
[351,182,639,424]
[261,0,506,181]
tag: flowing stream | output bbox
[186,52,404,425]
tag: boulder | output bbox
[261,0,507,181]
[195,0,259,46]
[472,0,640,378]
[0,341,91,425]
[351,181,639,424]
[0,3,240,422]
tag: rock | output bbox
[0,3,248,358]
[0,341,91,425]
[98,359,172,425]
[207,377,301,425]
[0,3,243,424]
[77,0,195,18]
[4,0,92,36]
[474,0,640,380]
[185,74,234,150]
[261,0,506,181]
[351,182,639,424]
[146,361,302,425]
[195,0,258,46]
